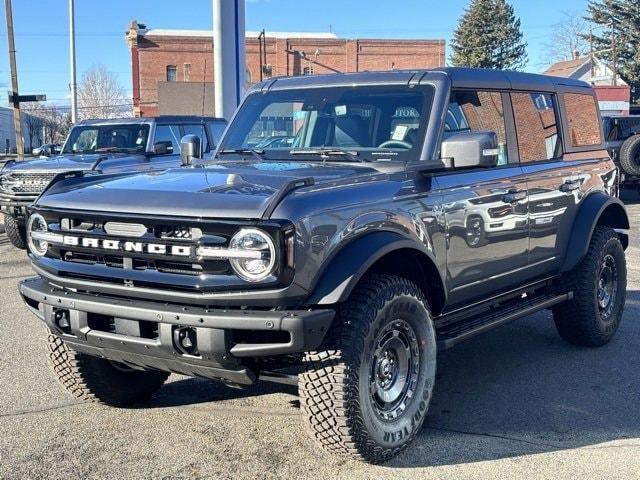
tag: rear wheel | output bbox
[47,333,169,406]
[4,214,26,249]
[299,275,436,464]
[553,227,626,347]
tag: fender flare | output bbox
[305,231,446,306]
[561,192,629,273]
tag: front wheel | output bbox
[299,275,436,464]
[47,333,169,406]
[4,214,27,249]
[553,226,626,347]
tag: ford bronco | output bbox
[19,68,629,463]
[1,116,226,249]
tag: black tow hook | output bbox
[173,327,199,356]
[53,309,71,334]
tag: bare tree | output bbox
[77,65,132,120]
[543,11,590,65]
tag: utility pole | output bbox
[611,21,618,86]
[4,0,23,159]
[213,0,246,120]
[69,0,78,123]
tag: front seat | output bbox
[111,133,127,149]
[333,115,368,148]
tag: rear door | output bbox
[511,91,579,277]
[439,89,530,305]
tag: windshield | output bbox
[62,124,150,154]
[219,85,433,162]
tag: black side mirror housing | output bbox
[441,131,499,168]
[153,141,173,155]
[180,135,201,166]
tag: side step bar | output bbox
[437,292,573,350]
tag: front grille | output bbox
[37,212,293,294]
[0,171,58,195]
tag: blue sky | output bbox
[0,0,588,107]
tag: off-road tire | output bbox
[553,227,626,347]
[619,134,640,176]
[4,214,26,249]
[47,333,169,406]
[299,275,436,464]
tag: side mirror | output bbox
[441,131,499,168]
[153,141,173,155]
[180,134,201,166]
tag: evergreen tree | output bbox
[586,0,640,102]
[451,0,528,70]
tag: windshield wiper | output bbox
[217,148,266,162]
[289,148,365,163]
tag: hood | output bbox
[2,152,140,173]
[37,160,382,219]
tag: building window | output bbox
[183,63,191,82]
[166,65,177,82]
[302,64,314,76]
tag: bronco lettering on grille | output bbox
[63,236,192,257]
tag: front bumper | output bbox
[20,277,334,385]
[0,194,34,218]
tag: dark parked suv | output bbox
[0,115,226,249]
[19,68,629,463]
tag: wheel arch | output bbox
[561,192,629,273]
[305,231,447,315]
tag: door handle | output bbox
[502,189,526,203]
[559,180,580,192]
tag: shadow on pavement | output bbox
[135,289,640,468]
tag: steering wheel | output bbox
[378,140,412,149]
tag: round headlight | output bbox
[27,213,49,257]
[229,228,276,282]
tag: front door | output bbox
[439,89,529,306]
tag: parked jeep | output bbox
[19,68,628,464]
[602,114,640,191]
[0,115,226,249]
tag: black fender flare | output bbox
[561,192,629,273]
[305,230,446,306]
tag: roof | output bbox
[255,67,592,93]
[76,116,225,126]
[140,29,337,40]
[544,57,591,78]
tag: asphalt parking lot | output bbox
[0,197,638,480]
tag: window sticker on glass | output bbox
[334,105,347,116]
[392,125,408,141]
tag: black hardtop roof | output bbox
[76,115,225,126]
[256,67,592,93]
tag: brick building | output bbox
[125,21,446,117]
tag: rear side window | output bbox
[511,92,561,163]
[563,93,602,147]
[447,90,509,165]
[183,124,209,152]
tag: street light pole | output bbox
[4,0,24,159]
[69,0,78,123]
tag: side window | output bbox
[563,93,602,147]
[511,92,561,162]
[207,121,226,148]
[183,124,209,152]
[447,90,508,165]
[153,125,181,154]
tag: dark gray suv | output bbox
[0,116,226,249]
[19,68,629,463]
